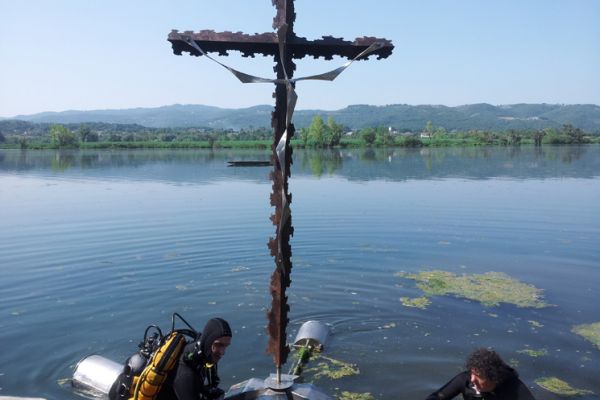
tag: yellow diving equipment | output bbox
[129,331,186,400]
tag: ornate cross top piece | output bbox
[168,0,393,383]
[168,2,393,62]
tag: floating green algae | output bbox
[400,296,431,309]
[336,391,374,400]
[535,377,593,396]
[304,355,359,380]
[528,320,544,328]
[395,270,547,308]
[572,322,600,349]
[517,348,548,357]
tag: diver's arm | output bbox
[425,371,469,400]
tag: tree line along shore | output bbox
[0,115,597,150]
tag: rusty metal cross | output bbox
[168,0,393,380]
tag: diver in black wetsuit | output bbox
[160,318,232,400]
[426,348,535,400]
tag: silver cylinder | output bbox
[293,321,330,350]
[72,355,123,398]
[225,377,331,400]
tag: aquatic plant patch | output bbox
[535,377,593,396]
[304,355,359,380]
[517,348,548,357]
[400,296,431,309]
[572,322,600,349]
[395,270,547,308]
[336,391,375,400]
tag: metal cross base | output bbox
[225,374,330,400]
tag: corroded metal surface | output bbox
[265,2,296,369]
[168,30,393,60]
[169,0,393,375]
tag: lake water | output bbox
[0,146,599,399]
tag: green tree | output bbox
[360,128,376,146]
[86,131,99,142]
[299,127,309,147]
[161,133,176,142]
[19,135,28,149]
[78,124,92,142]
[504,129,522,145]
[0,130,5,143]
[374,126,394,146]
[207,133,218,148]
[434,126,447,138]
[50,124,78,147]
[562,124,585,144]
[425,121,434,137]
[474,130,494,145]
[532,130,545,146]
[308,115,326,147]
[543,127,564,144]
[400,135,423,147]
[326,116,342,147]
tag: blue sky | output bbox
[1,0,599,117]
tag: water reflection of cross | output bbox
[168,0,393,380]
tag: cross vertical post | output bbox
[168,0,393,381]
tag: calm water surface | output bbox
[1,146,599,399]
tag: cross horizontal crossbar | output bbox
[168,30,393,60]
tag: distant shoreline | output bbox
[2,118,598,149]
[2,137,599,151]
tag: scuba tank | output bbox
[72,354,123,399]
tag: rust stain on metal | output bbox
[168,29,393,60]
[169,0,393,372]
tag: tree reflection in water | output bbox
[0,146,596,181]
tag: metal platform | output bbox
[225,375,330,400]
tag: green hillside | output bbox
[2,103,600,133]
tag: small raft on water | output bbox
[227,160,272,167]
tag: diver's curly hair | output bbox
[466,348,513,385]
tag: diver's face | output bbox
[210,336,231,363]
[470,370,496,393]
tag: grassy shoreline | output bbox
[2,136,599,150]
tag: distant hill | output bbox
[3,103,600,132]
